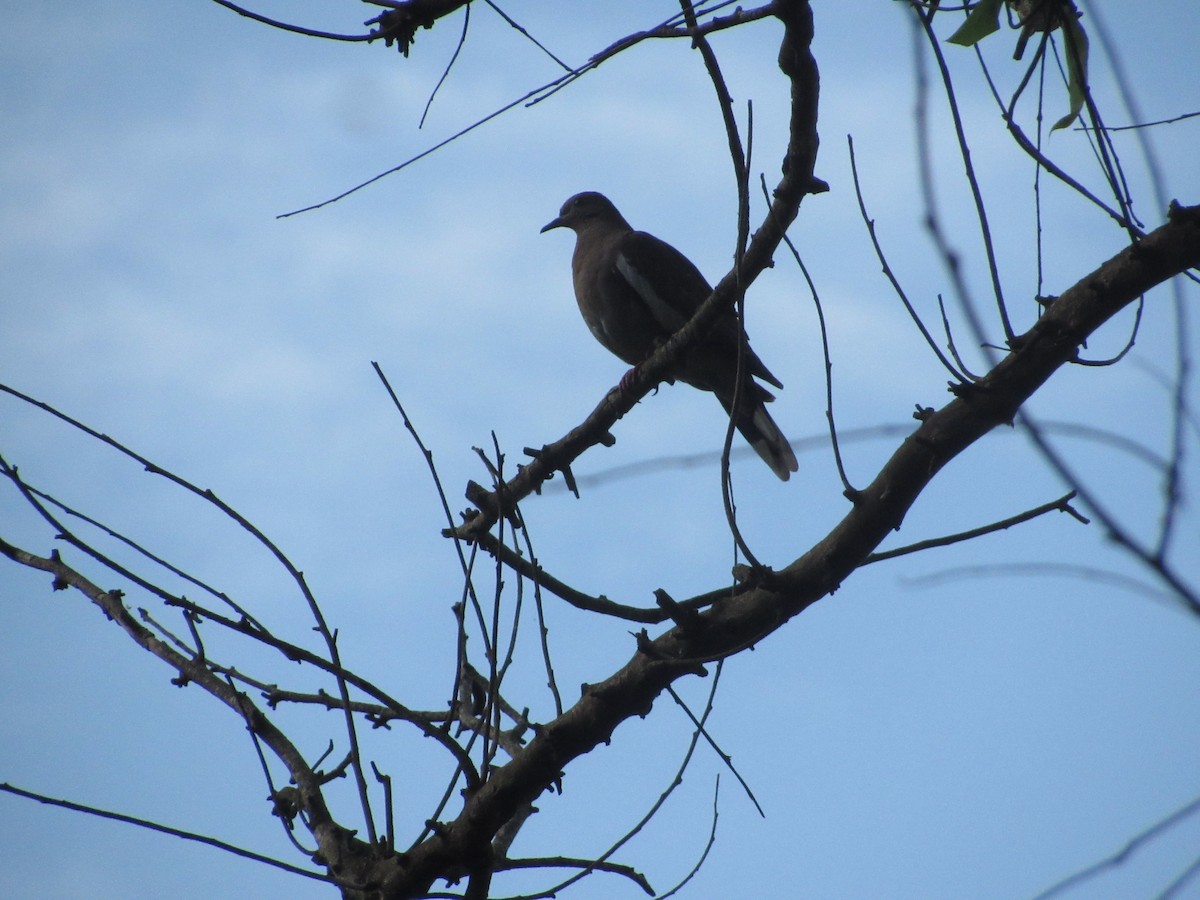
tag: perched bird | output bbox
[541,191,798,481]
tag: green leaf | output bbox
[1051,14,1090,130]
[948,0,1006,46]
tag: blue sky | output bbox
[2,2,1199,898]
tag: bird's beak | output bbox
[540,216,565,234]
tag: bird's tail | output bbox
[717,388,799,481]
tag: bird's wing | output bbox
[615,231,784,390]
[613,231,710,333]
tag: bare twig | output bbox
[975,39,1137,231]
[762,173,859,496]
[680,0,763,569]
[209,0,376,42]
[865,492,1085,564]
[656,777,721,899]
[481,1,572,72]
[1085,4,1192,563]
[18,478,263,629]
[418,1,470,128]
[1080,109,1200,131]
[470,529,675,622]
[666,682,763,817]
[0,782,333,883]
[279,3,777,217]
[491,855,653,896]
[903,562,1175,607]
[847,136,970,383]
[1032,793,1200,900]
[517,522,564,716]
[911,3,1013,346]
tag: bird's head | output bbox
[540,191,629,234]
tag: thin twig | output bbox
[20,479,264,630]
[847,136,969,382]
[1086,3,1192,563]
[516,523,564,716]
[470,530,675,622]
[481,0,573,72]
[209,0,375,42]
[762,173,858,496]
[911,4,1013,348]
[280,2,776,217]
[656,777,721,899]
[491,855,653,895]
[680,0,763,570]
[0,782,333,882]
[935,293,981,380]
[865,492,1084,564]
[419,2,470,128]
[1031,793,1200,900]
[1016,409,1200,616]
[1081,109,1200,131]
[975,35,1137,231]
[666,682,763,817]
